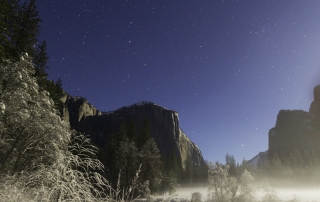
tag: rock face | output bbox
[247,150,268,169]
[268,85,320,161]
[61,93,102,123]
[61,96,207,179]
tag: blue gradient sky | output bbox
[36,0,320,163]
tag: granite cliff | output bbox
[61,94,207,181]
[247,150,268,169]
[267,85,320,161]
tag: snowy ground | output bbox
[165,186,320,202]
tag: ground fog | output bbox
[170,186,320,201]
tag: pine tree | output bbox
[138,139,163,192]
[104,122,128,185]
[159,170,178,195]
[115,139,139,187]
[161,149,180,193]
[102,132,117,184]
[32,40,64,112]
[33,40,49,78]
[225,154,237,178]
[0,0,11,61]
[1,0,40,62]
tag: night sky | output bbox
[36,0,320,163]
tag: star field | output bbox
[36,0,320,163]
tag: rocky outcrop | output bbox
[268,85,320,161]
[179,129,205,169]
[61,93,102,123]
[61,97,207,179]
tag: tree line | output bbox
[257,149,320,184]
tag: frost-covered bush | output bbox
[207,163,258,202]
[239,169,255,196]
[259,183,280,202]
[191,192,201,202]
[207,163,232,202]
[0,57,109,201]
[260,193,281,202]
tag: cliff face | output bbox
[268,85,320,160]
[61,93,102,123]
[179,129,205,169]
[61,97,207,177]
[247,150,268,169]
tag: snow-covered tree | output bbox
[0,57,108,201]
[239,169,255,196]
[207,163,232,202]
[0,55,66,174]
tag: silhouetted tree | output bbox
[1,0,40,62]
[138,139,163,192]
[116,139,139,187]
[226,154,237,178]
[104,121,128,184]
